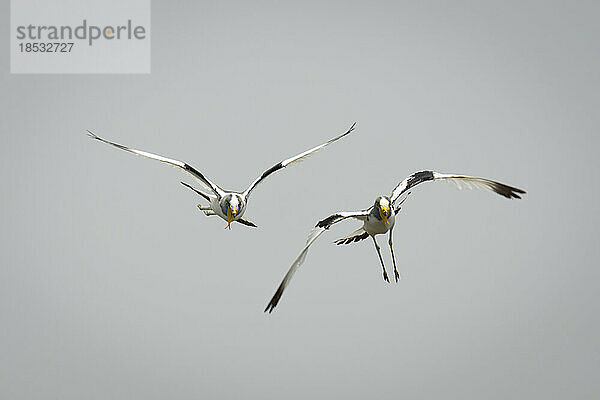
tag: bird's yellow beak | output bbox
[379,205,390,226]
[226,205,238,230]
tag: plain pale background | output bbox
[1,1,598,399]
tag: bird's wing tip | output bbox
[264,293,282,313]
[346,122,357,134]
[85,129,97,139]
[506,185,526,199]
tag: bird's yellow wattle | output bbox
[226,208,233,230]
[379,207,390,226]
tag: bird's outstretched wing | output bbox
[87,130,225,198]
[243,122,356,199]
[390,170,525,204]
[264,209,368,313]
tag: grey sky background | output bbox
[1,1,599,399]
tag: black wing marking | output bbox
[389,171,435,203]
[180,181,211,201]
[334,230,369,245]
[390,170,525,204]
[243,123,356,198]
[87,130,225,198]
[315,211,366,229]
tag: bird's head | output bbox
[223,195,242,230]
[375,196,392,225]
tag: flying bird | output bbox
[87,123,356,229]
[264,171,525,312]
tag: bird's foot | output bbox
[394,269,401,282]
[383,271,390,283]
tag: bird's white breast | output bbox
[363,213,395,235]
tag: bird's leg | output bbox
[389,229,400,282]
[372,235,389,282]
